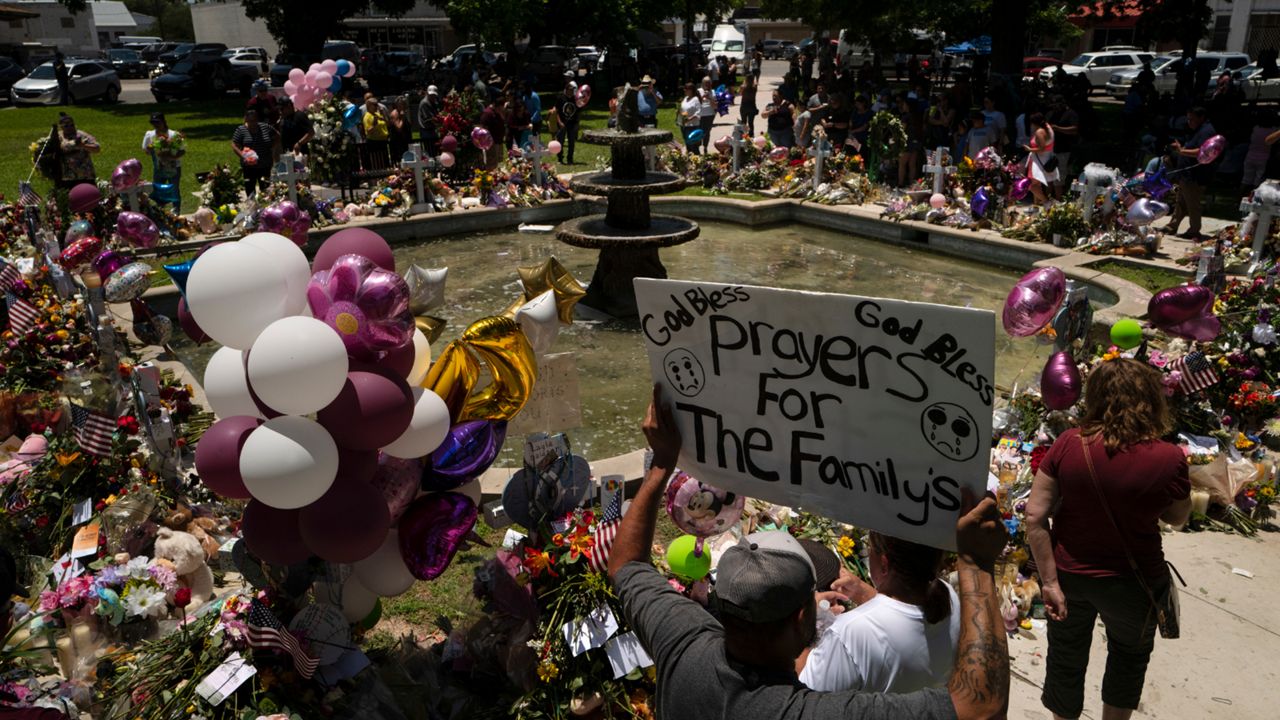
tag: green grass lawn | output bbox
[1088,258,1189,293]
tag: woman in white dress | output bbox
[1024,112,1058,205]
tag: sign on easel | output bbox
[635,279,995,549]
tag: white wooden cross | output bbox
[1071,163,1119,225]
[524,138,551,188]
[400,143,434,212]
[727,123,749,174]
[922,146,955,195]
[119,181,153,213]
[809,134,834,193]
[271,153,307,204]
[1241,179,1280,274]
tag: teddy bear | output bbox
[153,527,215,609]
[161,504,222,560]
[1011,576,1041,622]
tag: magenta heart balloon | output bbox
[398,492,477,580]
[1197,135,1226,165]
[258,204,289,234]
[116,211,160,249]
[425,420,508,490]
[370,454,421,522]
[470,126,493,151]
[290,213,311,247]
[93,250,133,280]
[1165,314,1221,342]
[307,253,415,360]
[111,158,142,192]
[1011,177,1031,200]
[1003,267,1066,337]
[1148,285,1214,329]
[57,236,103,271]
[1040,351,1081,411]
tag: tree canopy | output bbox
[241,0,416,57]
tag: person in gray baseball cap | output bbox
[609,384,1010,720]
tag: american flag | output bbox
[0,258,21,292]
[246,600,318,680]
[70,403,115,457]
[1170,351,1219,395]
[18,182,41,208]
[5,291,37,335]
[585,487,623,574]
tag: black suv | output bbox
[108,48,146,78]
[152,43,260,100]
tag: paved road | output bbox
[120,78,153,104]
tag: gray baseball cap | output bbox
[713,531,816,624]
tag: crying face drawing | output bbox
[663,348,705,397]
[920,402,980,461]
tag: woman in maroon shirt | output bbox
[1025,358,1191,720]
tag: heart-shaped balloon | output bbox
[1003,267,1066,337]
[1165,314,1221,342]
[424,420,508,489]
[1148,285,1214,329]
[65,219,92,243]
[1040,350,1081,410]
[111,158,142,192]
[371,454,421,522]
[1011,177,1031,200]
[93,250,133,280]
[398,492,477,580]
[57,236,103,271]
[116,211,160,249]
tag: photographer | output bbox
[54,113,99,190]
[763,90,796,148]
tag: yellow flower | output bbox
[537,661,560,682]
[1235,432,1255,450]
[837,536,855,558]
[1262,485,1276,499]
[55,329,68,340]
[104,494,118,506]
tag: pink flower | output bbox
[306,253,414,360]
[39,590,59,612]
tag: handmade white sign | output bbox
[635,279,996,549]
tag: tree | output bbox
[443,0,671,49]
[123,0,192,41]
[240,0,416,57]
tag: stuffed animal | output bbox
[0,434,47,486]
[153,527,214,608]
[1011,576,1041,620]
[161,504,221,560]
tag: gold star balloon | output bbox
[517,257,586,324]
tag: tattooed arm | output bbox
[947,490,1010,720]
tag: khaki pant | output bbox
[1168,180,1205,235]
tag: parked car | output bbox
[107,48,146,78]
[0,57,28,99]
[151,46,253,101]
[761,39,789,59]
[1022,56,1060,78]
[526,45,580,84]
[139,42,178,64]
[367,50,424,93]
[1237,64,1280,102]
[438,43,499,73]
[226,46,269,63]
[574,45,600,68]
[227,51,269,77]
[700,38,713,55]
[1105,54,1179,97]
[1038,48,1154,91]
[1106,52,1249,98]
[12,59,120,105]
[782,42,802,61]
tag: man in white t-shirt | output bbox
[799,531,960,694]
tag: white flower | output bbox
[125,556,152,580]
[123,584,167,619]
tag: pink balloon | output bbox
[769,146,788,160]
[341,61,356,78]
[111,158,142,192]
[371,454,421,522]
[1040,351,1081,410]
[380,340,416,377]
[305,69,320,86]
[317,365,415,450]
[320,59,338,75]
[438,151,455,168]
[116,211,160,249]
[242,501,311,565]
[1148,284,1214,329]
[283,80,297,95]
[196,416,261,499]
[471,126,494,151]
[1165,314,1221,342]
[665,471,744,537]
[1197,135,1226,165]
[575,84,591,108]
[177,297,211,344]
[1011,177,1031,200]
[929,193,946,209]
[58,236,103,271]
[440,135,458,153]
[300,477,390,563]
[315,71,333,90]
[307,254,415,360]
[1003,267,1066,337]
[93,249,132,279]
[753,136,768,150]
[288,67,305,84]
[312,228,396,272]
[547,140,562,154]
[398,493,477,580]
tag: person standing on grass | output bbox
[389,95,414,161]
[556,82,580,164]
[417,85,442,155]
[739,73,758,136]
[679,82,703,154]
[638,75,663,129]
[54,52,69,106]
[142,111,184,212]
[522,80,542,139]
[361,92,391,170]
[231,108,277,199]
[698,76,716,154]
[55,112,99,190]
[1162,107,1217,241]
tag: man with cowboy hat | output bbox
[637,75,662,128]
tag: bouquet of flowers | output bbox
[0,267,96,394]
[306,97,354,184]
[39,555,179,629]
[196,164,241,210]
[29,132,60,181]
[150,132,186,159]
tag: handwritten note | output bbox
[635,279,995,549]
[510,352,582,434]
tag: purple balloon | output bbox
[316,364,414,450]
[425,420,507,489]
[93,250,133,280]
[1148,285,1214,329]
[1011,177,1031,201]
[307,253,415,360]
[242,501,311,565]
[470,126,493,151]
[1003,267,1066,337]
[111,158,142,192]
[970,187,990,217]
[299,476,390,563]
[1041,351,1081,411]
[380,340,416,377]
[1166,314,1221,342]
[195,415,261,498]
[290,213,312,248]
[399,492,477,580]
[338,447,378,484]
[312,228,395,273]
[68,183,101,213]
[116,211,160,249]
[371,454,421,521]
[1143,168,1172,201]
[177,297,211,345]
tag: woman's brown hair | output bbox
[1078,357,1170,454]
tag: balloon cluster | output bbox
[284,58,355,111]
[1002,267,1082,410]
[664,470,744,580]
[258,200,312,247]
[713,84,733,117]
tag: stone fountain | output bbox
[556,86,699,318]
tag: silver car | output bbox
[1238,64,1280,102]
[1105,54,1179,98]
[11,59,120,105]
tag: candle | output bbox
[55,635,76,677]
[69,620,93,654]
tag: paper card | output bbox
[599,475,624,517]
[501,529,527,550]
[71,498,92,526]
[71,520,100,558]
[523,432,570,470]
[15,258,34,274]
[604,632,654,679]
[562,604,620,657]
[195,651,257,706]
[509,353,582,434]
[50,553,82,584]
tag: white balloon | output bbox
[240,232,310,317]
[353,530,414,597]
[381,387,450,459]
[340,576,378,622]
[451,478,483,507]
[287,603,349,666]
[240,416,339,509]
[515,290,559,355]
[246,316,349,416]
[406,329,431,386]
[185,242,291,349]
[203,347,263,419]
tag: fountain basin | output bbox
[581,127,672,146]
[555,215,699,248]
[570,171,686,198]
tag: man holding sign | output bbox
[609,385,1009,720]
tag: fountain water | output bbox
[555,86,699,317]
